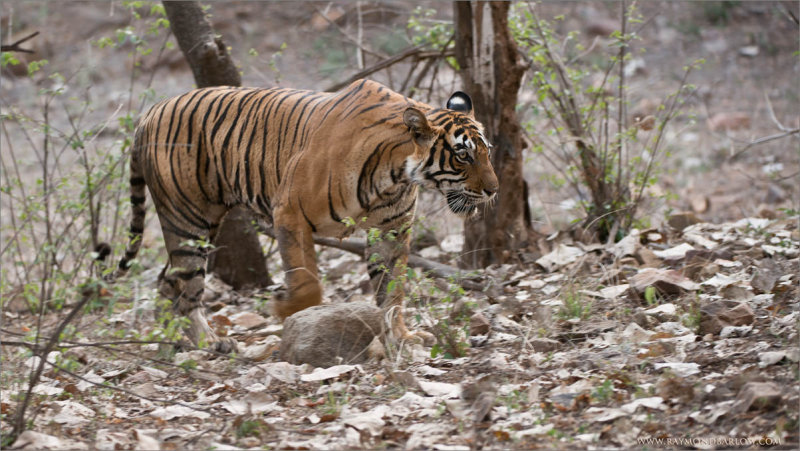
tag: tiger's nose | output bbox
[483,186,497,197]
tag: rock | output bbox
[690,195,710,213]
[231,311,268,329]
[611,230,641,259]
[621,322,653,344]
[11,431,81,450]
[738,45,759,57]
[758,351,786,368]
[242,335,281,362]
[751,259,780,294]
[652,243,695,260]
[469,312,491,336]
[530,338,560,353]
[667,211,701,230]
[634,247,662,268]
[630,268,700,296]
[731,382,781,414]
[644,303,678,322]
[698,300,755,335]
[633,311,659,329]
[535,244,585,272]
[279,303,384,368]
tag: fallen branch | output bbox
[729,128,800,161]
[1,31,39,53]
[261,228,487,291]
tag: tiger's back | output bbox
[133,80,423,240]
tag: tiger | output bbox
[113,79,498,353]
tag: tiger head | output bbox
[403,92,499,217]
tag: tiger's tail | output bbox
[113,127,148,279]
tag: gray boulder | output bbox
[279,303,384,368]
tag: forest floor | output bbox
[2,215,799,449]
[1,1,798,449]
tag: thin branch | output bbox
[12,294,91,439]
[259,228,486,291]
[313,4,385,60]
[44,360,215,414]
[325,45,450,92]
[1,31,39,53]
[728,128,800,161]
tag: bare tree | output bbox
[163,1,271,289]
[454,1,535,267]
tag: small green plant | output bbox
[644,286,659,306]
[682,297,702,332]
[558,287,592,320]
[592,379,614,403]
[510,3,701,240]
[234,417,270,439]
[321,389,349,417]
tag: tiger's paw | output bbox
[269,290,292,321]
[398,329,436,347]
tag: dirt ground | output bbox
[1,1,798,449]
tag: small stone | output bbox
[667,212,701,231]
[243,335,281,362]
[751,259,780,294]
[758,351,786,368]
[469,312,491,336]
[630,268,700,296]
[699,300,755,335]
[530,338,560,353]
[690,195,710,214]
[732,382,781,414]
[633,311,659,329]
[231,311,268,330]
[635,247,662,268]
[738,45,759,57]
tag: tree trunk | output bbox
[162,1,241,87]
[454,1,532,268]
[163,1,271,289]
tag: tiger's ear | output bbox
[403,107,436,148]
[446,91,473,117]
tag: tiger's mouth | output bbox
[445,190,489,218]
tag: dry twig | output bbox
[1,31,39,53]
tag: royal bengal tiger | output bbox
[113,79,498,353]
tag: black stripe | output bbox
[130,176,146,186]
[174,268,206,281]
[270,91,296,183]
[380,199,416,225]
[130,225,144,235]
[130,195,146,205]
[300,203,317,233]
[327,173,342,223]
[170,248,206,258]
[287,91,320,151]
[276,92,306,182]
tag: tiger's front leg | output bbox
[270,206,323,320]
[367,226,435,346]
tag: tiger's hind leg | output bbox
[158,215,238,354]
